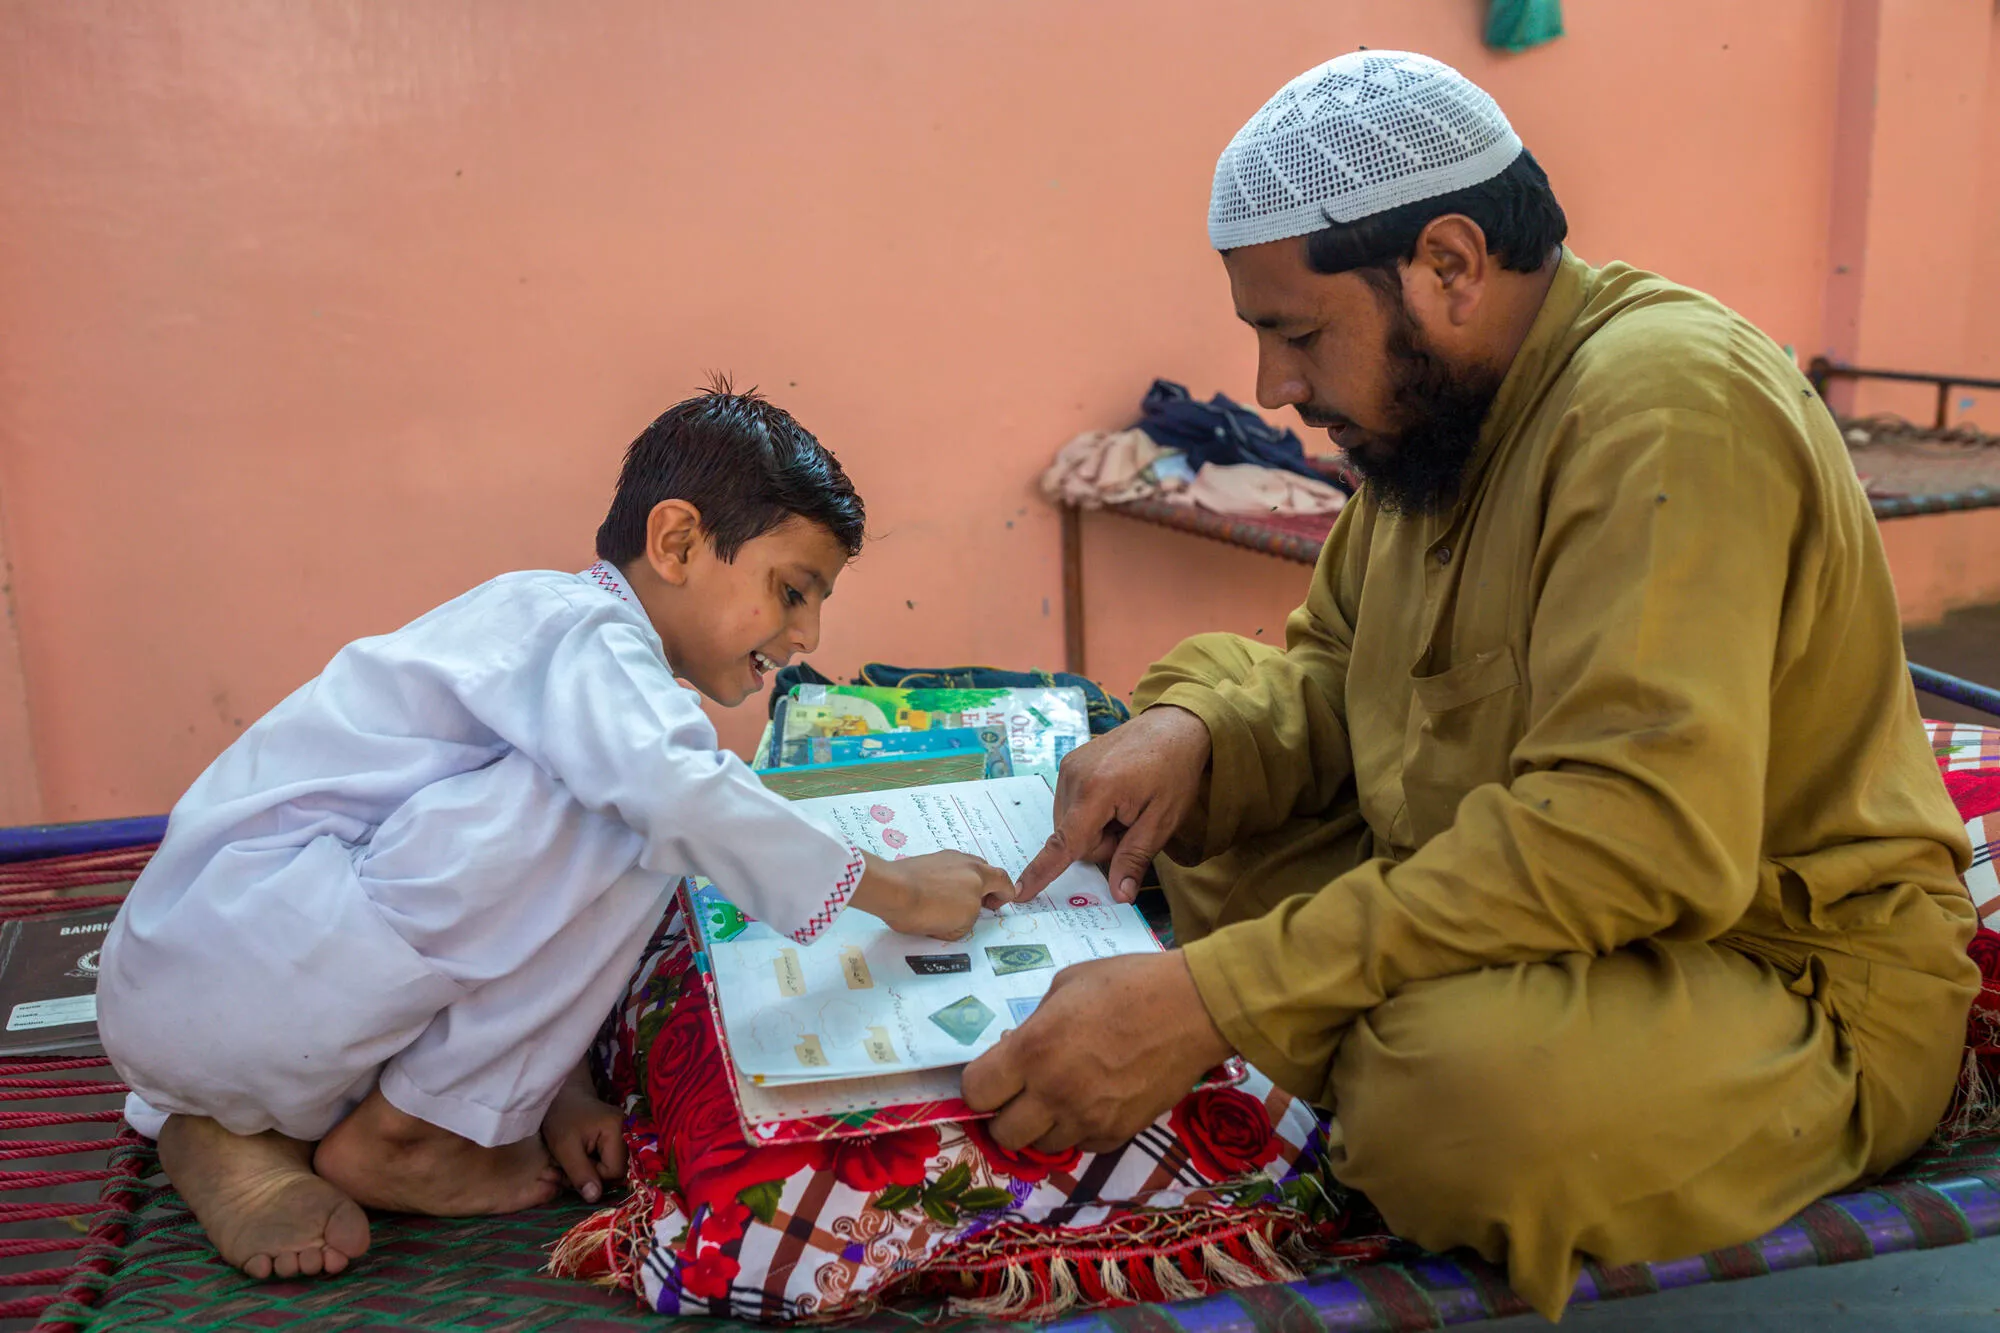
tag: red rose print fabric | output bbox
[550,901,1347,1322]
[1171,1087,1285,1182]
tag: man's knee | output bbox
[1328,964,1625,1228]
[1327,945,1847,1233]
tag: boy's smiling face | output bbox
[630,504,851,707]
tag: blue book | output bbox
[766,716,1014,779]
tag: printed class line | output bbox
[980,790,1025,857]
[946,794,998,867]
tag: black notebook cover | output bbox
[0,906,119,1057]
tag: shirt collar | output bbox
[581,560,676,667]
[1480,250,1590,444]
[1432,248,1595,529]
[581,560,639,606]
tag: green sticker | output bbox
[985,944,1054,976]
[927,995,997,1046]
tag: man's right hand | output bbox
[1016,705,1212,904]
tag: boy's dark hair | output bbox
[595,378,865,566]
[1299,148,1567,287]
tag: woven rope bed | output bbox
[30,1132,1997,1332]
[8,711,2000,1331]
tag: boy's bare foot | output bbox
[314,1088,561,1217]
[156,1115,370,1280]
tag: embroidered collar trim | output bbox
[582,560,636,605]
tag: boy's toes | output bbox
[158,1116,371,1282]
[324,1198,369,1267]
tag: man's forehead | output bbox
[1236,303,1316,331]
[1231,283,1333,331]
[1226,256,1375,330]
[1223,242,1340,326]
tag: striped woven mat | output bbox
[41,1133,1999,1331]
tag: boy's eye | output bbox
[1286,329,1320,351]
[783,585,806,608]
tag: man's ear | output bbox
[644,500,704,587]
[1406,214,1490,329]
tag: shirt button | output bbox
[1436,547,1452,565]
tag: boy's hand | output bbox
[541,1062,627,1205]
[852,850,1014,940]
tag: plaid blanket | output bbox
[551,911,1365,1321]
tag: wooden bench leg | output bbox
[1062,505,1085,676]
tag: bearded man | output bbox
[964,51,1978,1318]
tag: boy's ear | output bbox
[644,500,704,587]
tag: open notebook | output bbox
[687,775,1244,1143]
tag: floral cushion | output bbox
[550,900,1362,1322]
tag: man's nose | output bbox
[1255,348,1308,411]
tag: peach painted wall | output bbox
[1881,510,2000,626]
[1830,1,2000,629]
[1877,14,2000,629]
[1959,13,2000,430]
[0,1,1978,820]
[1842,0,1994,424]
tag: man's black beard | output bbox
[1340,304,1504,518]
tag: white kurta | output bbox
[99,561,864,1146]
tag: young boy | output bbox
[97,384,1012,1283]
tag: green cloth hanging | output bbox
[1486,0,1563,52]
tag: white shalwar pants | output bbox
[102,752,672,1147]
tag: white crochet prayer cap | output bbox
[1209,51,1524,250]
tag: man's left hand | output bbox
[960,950,1234,1152]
